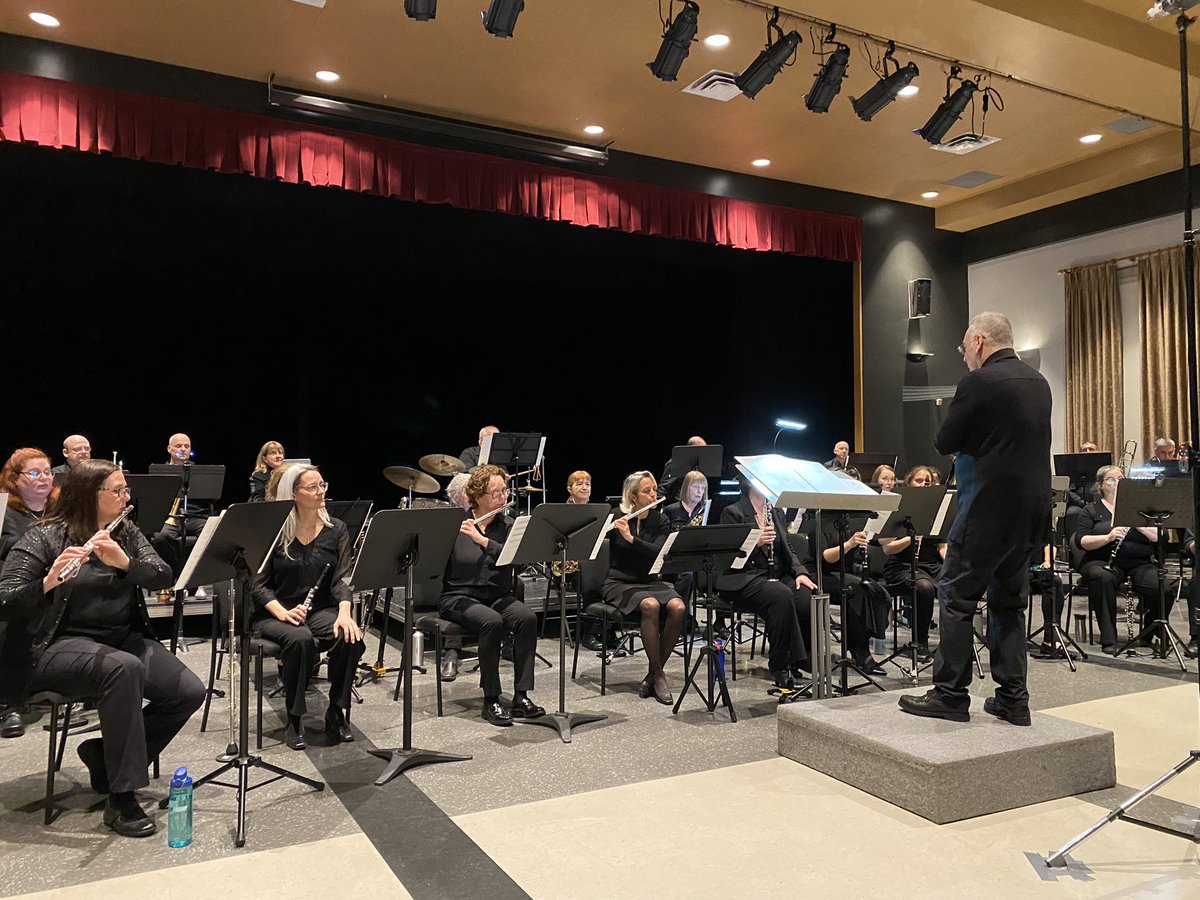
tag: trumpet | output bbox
[164,496,182,529]
[58,505,134,582]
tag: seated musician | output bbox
[1030,537,1068,659]
[458,425,500,471]
[249,440,286,501]
[716,482,814,689]
[664,470,708,530]
[879,466,946,662]
[50,434,92,477]
[602,471,686,704]
[659,435,706,500]
[1073,465,1171,654]
[438,464,544,727]
[0,460,205,837]
[250,465,364,749]
[1184,531,1199,659]
[151,433,214,592]
[871,465,897,492]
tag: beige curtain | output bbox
[1139,246,1200,454]
[1064,261,1123,456]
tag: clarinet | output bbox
[1103,528,1127,574]
[302,563,332,611]
[761,499,777,580]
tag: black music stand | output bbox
[876,484,946,682]
[168,501,323,848]
[497,503,610,742]
[124,474,182,537]
[849,452,899,474]
[1112,475,1194,668]
[663,525,755,721]
[350,507,472,784]
[1054,452,1111,499]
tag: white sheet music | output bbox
[648,532,678,576]
[589,513,614,560]
[496,515,532,567]
[173,512,223,592]
[700,499,712,526]
[931,490,956,537]
[0,493,8,527]
[863,509,894,541]
[731,529,761,570]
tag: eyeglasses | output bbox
[1103,477,1120,485]
[487,488,510,499]
[20,469,53,480]
[297,481,329,494]
[99,485,132,497]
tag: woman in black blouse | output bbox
[880,466,946,662]
[0,447,60,561]
[251,465,364,749]
[1073,465,1167,653]
[0,460,205,837]
[438,464,543,727]
[664,470,708,530]
[602,471,686,704]
[248,440,285,502]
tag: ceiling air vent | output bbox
[942,170,1002,189]
[289,0,327,7]
[682,70,742,102]
[1103,115,1152,134]
[930,132,1001,155]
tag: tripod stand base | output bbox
[370,747,472,785]
[520,711,607,744]
[1115,619,1188,671]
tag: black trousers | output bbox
[438,593,536,698]
[152,517,206,578]
[886,570,936,646]
[255,607,366,716]
[823,572,871,664]
[1188,576,1200,639]
[31,634,206,794]
[721,577,810,671]
[1079,560,1171,647]
[933,537,1032,707]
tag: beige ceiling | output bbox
[2,0,1197,231]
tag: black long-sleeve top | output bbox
[0,521,170,704]
[664,500,705,531]
[1,506,48,562]
[1072,500,1155,567]
[442,514,514,601]
[250,518,353,613]
[605,508,671,581]
[715,496,809,591]
[248,470,269,502]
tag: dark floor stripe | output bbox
[304,735,530,900]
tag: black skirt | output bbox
[600,573,679,614]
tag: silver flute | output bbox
[58,505,134,582]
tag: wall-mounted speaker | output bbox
[908,278,932,318]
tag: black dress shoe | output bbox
[510,695,546,719]
[858,657,887,677]
[652,678,673,706]
[638,676,654,699]
[898,689,970,722]
[325,706,353,743]
[103,795,155,838]
[482,700,513,727]
[1186,638,1199,659]
[1,709,25,739]
[770,669,795,690]
[581,633,604,652]
[285,719,307,750]
[78,738,109,793]
[983,696,1032,726]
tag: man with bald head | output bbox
[459,425,500,471]
[825,441,850,472]
[152,433,213,590]
[50,434,92,477]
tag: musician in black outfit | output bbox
[880,466,945,662]
[458,425,499,472]
[248,440,285,501]
[437,464,544,727]
[251,465,364,749]
[602,471,686,705]
[1072,465,1168,654]
[717,484,813,688]
[1184,531,1199,659]
[0,460,206,837]
[151,433,214,583]
[900,312,1051,726]
[664,470,708,530]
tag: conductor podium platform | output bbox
[777,690,1115,824]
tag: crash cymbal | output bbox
[516,486,546,493]
[383,465,440,494]
[419,453,467,476]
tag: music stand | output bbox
[349,507,471,784]
[1111,475,1194,668]
[848,452,899,474]
[496,502,610,742]
[125,474,182,537]
[874,484,946,682]
[169,501,323,848]
[1053,452,1111,497]
[658,525,756,721]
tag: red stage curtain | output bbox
[0,70,861,262]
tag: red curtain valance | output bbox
[0,70,861,262]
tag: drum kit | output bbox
[383,453,467,509]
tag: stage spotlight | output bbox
[917,78,977,144]
[852,60,919,121]
[804,43,850,113]
[482,0,524,37]
[647,1,701,82]
[405,0,437,20]
[735,30,802,99]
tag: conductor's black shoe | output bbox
[1186,638,1199,659]
[103,794,155,838]
[285,719,307,750]
[898,689,970,722]
[325,706,353,743]
[770,669,795,690]
[983,696,1032,726]
[510,695,545,719]
[482,701,513,727]
[0,709,24,739]
[581,634,604,652]
[78,738,109,793]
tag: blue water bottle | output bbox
[168,766,193,848]
[712,637,726,682]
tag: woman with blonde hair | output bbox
[249,441,285,501]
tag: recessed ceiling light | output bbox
[1079,133,1102,144]
[751,159,771,168]
[921,191,940,199]
[583,124,604,136]
[315,70,340,83]
[704,34,730,49]
[29,12,60,27]
[898,85,920,98]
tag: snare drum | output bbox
[399,497,453,510]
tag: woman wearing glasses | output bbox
[0,460,205,837]
[880,466,947,662]
[250,465,364,749]
[439,464,543,727]
[1073,465,1169,654]
[249,441,286,502]
[1,448,61,561]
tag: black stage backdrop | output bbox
[0,141,853,507]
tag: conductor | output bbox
[899,312,1051,727]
